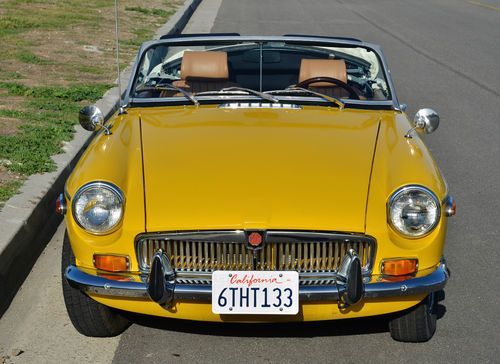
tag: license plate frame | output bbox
[211,270,299,315]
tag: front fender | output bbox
[365,112,448,275]
[64,111,146,271]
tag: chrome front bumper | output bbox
[65,258,449,306]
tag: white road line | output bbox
[468,0,500,11]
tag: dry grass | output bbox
[0,0,183,206]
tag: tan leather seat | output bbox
[172,51,238,93]
[298,59,353,99]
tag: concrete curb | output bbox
[0,0,202,317]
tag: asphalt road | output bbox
[1,0,499,363]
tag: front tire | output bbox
[61,230,131,337]
[389,294,437,342]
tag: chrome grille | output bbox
[136,231,375,284]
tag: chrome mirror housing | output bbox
[79,105,104,132]
[405,108,439,138]
[414,108,439,134]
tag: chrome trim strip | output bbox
[129,96,395,109]
[64,266,149,298]
[64,261,448,302]
[137,230,374,243]
[266,231,374,243]
[173,271,344,280]
[218,102,302,109]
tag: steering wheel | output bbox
[295,77,360,100]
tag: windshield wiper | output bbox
[266,87,345,110]
[136,82,199,106]
[196,87,280,104]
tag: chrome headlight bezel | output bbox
[71,181,125,235]
[387,185,441,238]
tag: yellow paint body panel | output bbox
[140,106,379,233]
[90,294,425,322]
[65,104,448,321]
[365,113,447,275]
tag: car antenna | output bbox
[114,0,126,115]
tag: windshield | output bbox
[131,40,391,104]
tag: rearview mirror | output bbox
[414,108,439,134]
[79,105,104,132]
[405,108,440,138]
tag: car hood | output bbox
[139,106,380,233]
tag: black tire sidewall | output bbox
[61,230,131,337]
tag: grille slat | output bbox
[303,243,308,271]
[315,242,321,271]
[297,245,301,270]
[210,242,215,270]
[139,237,374,278]
[267,244,272,270]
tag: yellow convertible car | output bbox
[60,34,454,342]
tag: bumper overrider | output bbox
[65,249,450,309]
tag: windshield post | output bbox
[259,42,263,92]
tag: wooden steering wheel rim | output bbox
[295,77,360,100]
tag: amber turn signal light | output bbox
[94,254,129,272]
[381,258,418,276]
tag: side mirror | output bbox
[414,108,439,134]
[405,108,439,138]
[79,105,104,132]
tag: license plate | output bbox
[212,271,299,315]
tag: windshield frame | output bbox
[124,35,401,110]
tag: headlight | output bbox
[72,182,124,234]
[388,185,440,238]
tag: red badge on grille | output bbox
[248,232,263,247]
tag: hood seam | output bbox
[138,115,148,233]
[364,119,381,233]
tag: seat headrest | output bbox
[180,51,229,80]
[298,59,347,86]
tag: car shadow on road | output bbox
[126,292,446,338]
[128,313,390,338]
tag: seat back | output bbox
[298,59,350,98]
[173,51,238,93]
